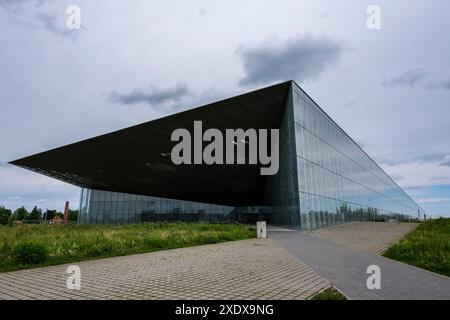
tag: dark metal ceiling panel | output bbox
[9,81,292,206]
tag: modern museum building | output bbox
[10,81,426,230]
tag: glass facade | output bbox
[77,82,425,229]
[264,85,300,227]
[78,188,272,224]
[291,83,425,230]
[78,188,238,224]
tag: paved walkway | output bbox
[0,239,329,300]
[270,231,450,300]
[310,222,419,255]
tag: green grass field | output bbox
[383,218,450,277]
[0,222,255,273]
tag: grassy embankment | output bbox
[383,218,450,277]
[0,222,255,273]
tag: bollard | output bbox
[257,221,267,239]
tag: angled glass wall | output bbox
[291,83,425,230]
[78,188,272,224]
[263,84,300,227]
[78,188,236,224]
[77,82,425,229]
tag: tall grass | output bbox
[310,288,347,300]
[383,218,450,277]
[0,222,255,272]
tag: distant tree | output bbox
[13,206,28,221]
[44,209,63,220]
[0,206,12,225]
[28,206,43,220]
[68,209,78,222]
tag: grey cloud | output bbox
[1,0,34,13]
[182,88,231,110]
[1,1,81,39]
[413,152,449,163]
[439,156,450,167]
[416,197,450,204]
[0,0,51,14]
[382,69,450,91]
[430,176,448,181]
[379,151,449,166]
[343,100,357,109]
[426,78,450,91]
[108,83,190,107]
[382,68,428,87]
[237,34,344,86]
[34,12,79,39]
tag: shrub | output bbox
[144,237,172,249]
[197,231,221,244]
[311,288,347,300]
[12,241,49,265]
[0,206,12,225]
[0,222,255,272]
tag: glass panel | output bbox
[291,83,421,230]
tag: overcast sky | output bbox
[1,0,449,217]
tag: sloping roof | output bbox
[10,81,292,206]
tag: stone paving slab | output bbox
[309,222,419,255]
[270,231,450,300]
[0,239,330,300]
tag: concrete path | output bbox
[310,222,419,255]
[270,231,450,300]
[0,239,329,300]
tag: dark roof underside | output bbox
[10,81,292,206]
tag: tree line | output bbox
[0,206,78,225]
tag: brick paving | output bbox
[271,230,450,300]
[0,239,329,300]
[309,222,419,255]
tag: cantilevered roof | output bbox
[10,81,292,206]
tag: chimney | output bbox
[63,201,69,224]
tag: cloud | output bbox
[381,160,450,190]
[1,1,81,39]
[0,165,76,195]
[237,34,344,86]
[378,151,449,166]
[183,87,234,109]
[426,78,450,91]
[430,176,448,182]
[343,100,357,109]
[382,68,428,87]
[5,196,23,201]
[416,197,450,204]
[34,12,80,39]
[108,83,190,107]
[382,68,450,91]
[0,0,46,14]
[0,165,79,211]
[439,155,450,167]
[0,161,9,168]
